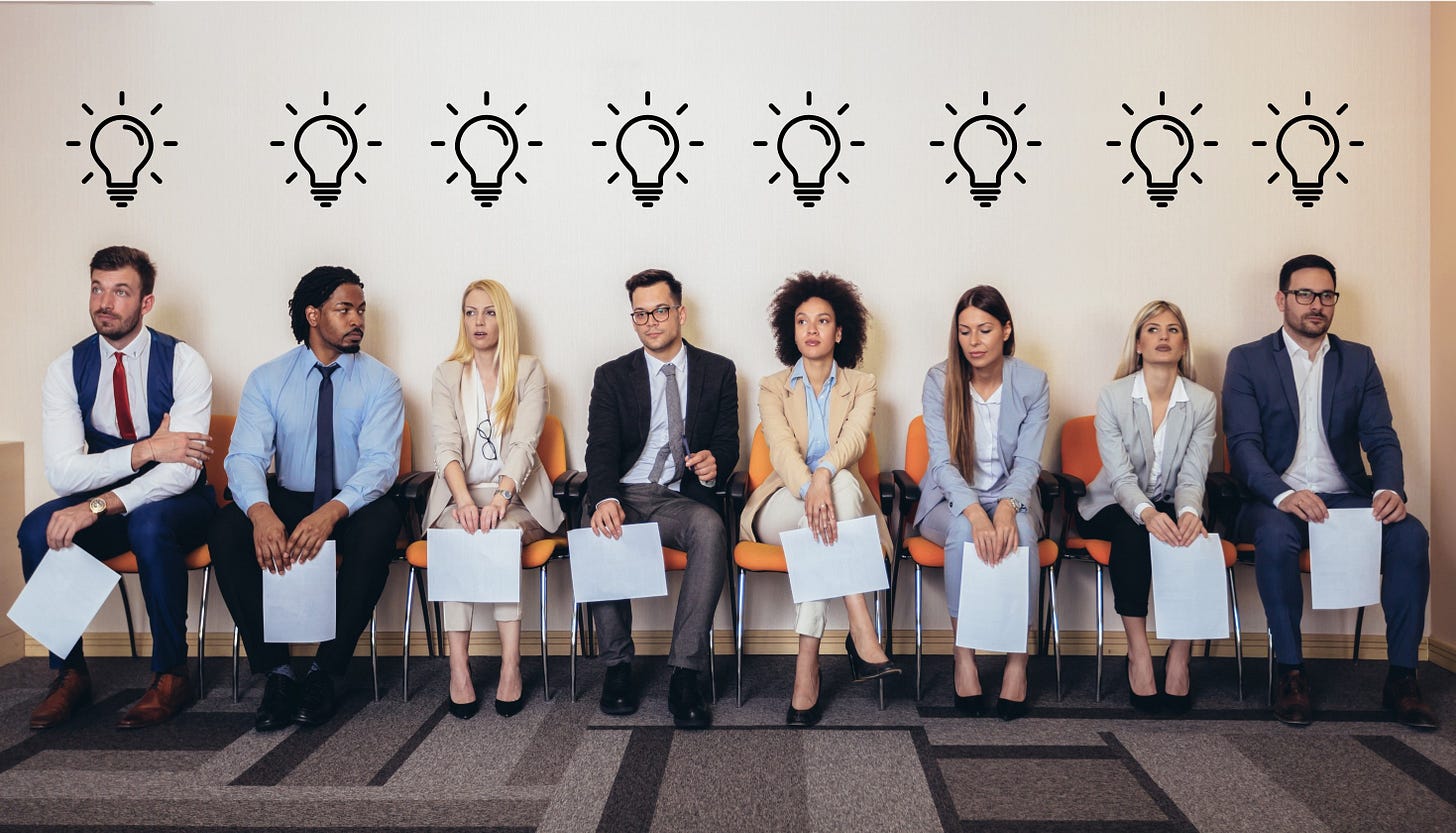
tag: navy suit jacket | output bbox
[584,341,739,513]
[1222,329,1405,504]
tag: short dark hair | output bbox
[90,246,156,295]
[1279,254,1337,291]
[289,266,364,343]
[768,271,870,368]
[624,269,682,304]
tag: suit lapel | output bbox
[1134,394,1156,471]
[827,368,851,441]
[996,361,1020,468]
[1270,331,1301,421]
[628,350,651,443]
[1321,336,1341,434]
[458,362,479,462]
[1161,397,1187,474]
[683,342,706,445]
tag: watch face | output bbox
[89,497,107,514]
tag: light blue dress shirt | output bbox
[226,346,404,516]
[788,358,838,498]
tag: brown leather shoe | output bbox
[1272,668,1313,726]
[30,669,92,729]
[1383,675,1439,730]
[116,672,193,730]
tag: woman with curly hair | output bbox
[739,271,899,727]
[914,285,1049,720]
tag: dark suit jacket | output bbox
[584,341,739,512]
[1223,329,1405,504]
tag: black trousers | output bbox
[209,487,400,676]
[1077,502,1175,618]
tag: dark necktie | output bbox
[112,352,137,441]
[313,363,338,510]
[648,363,686,485]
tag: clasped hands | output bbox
[967,500,1021,566]
[249,501,347,574]
[1140,506,1207,548]
[134,413,213,471]
[452,493,510,534]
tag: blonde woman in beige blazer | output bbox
[1076,300,1215,715]
[424,280,564,720]
[739,272,898,727]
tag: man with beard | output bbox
[19,245,217,729]
[210,266,403,731]
[1224,254,1435,729]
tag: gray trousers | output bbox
[590,483,727,672]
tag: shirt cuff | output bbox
[597,497,621,508]
[1272,489,1294,509]
[1178,506,1201,520]
[1132,502,1153,523]
[813,461,837,478]
[1373,488,1398,501]
[798,481,810,499]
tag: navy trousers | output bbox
[1236,492,1429,668]
[17,484,217,673]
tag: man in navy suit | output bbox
[1224,254,1434,729]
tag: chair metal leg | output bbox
[370,612,379,702]
[403,566,416,702]
[735,568,746,707]
[1228,567,1244,701]
[708,627,718,704]
[414,570,434,658]
[875,591,885,710]
[1353,606,1365,662]
[540,564,551,702]
[117,579,139,658]
[198,565,211,697]
[1047,566,1062,702]
[914,564,923,702]
[1036,562,1047,657]
[231,626,241,703]
[1204,639,1212,657]
[1266,627,1275,707]
[1094,564,1104,702]
[885,555,900,656]
[434,602,445,658]
[570,602,579,702]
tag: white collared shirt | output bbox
[970,382,1004,491]
[620,345,689,491]
[464,374,503,486]
[1273,328,1349,507]
[1130,370,1200,522]
[41,327,212,512]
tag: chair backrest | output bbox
[904,416,929,482]
[1060,415,1101,483]
[537,414,566,481]
[206,414,235,507]
[399,419,413,475]
[746,423,881,493]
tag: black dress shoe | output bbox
[1129,690,1161,715]
[292,668,336,727]
[786,697,823,727]
[254,672,299,732]
[599,663,638,716]
[494,696,524,717]
[667,667,711,730]
[1383,675,1439,730]
[953,693,986,717]
[448,694,481,720]
[1161,690,1193,716]
[996,697,1029,721]
[844,634,901,682]
[1272,668,1313,727]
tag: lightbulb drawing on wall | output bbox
[1254,92,1365,208]
[930,93,1042,208]
[269,91,382,208]
[431,92,542,208]
[1108,92,1219,207]
[754,92,864,207]
[592,91,703,207]
[65,91,178,207]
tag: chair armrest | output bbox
[877,471,896,517]
[1036,470,1060,512]
[552,469,582,501]
[728,471,748,504]
[1051,472,1086,519]
[1205,472,1245,502]
[892,469,921,506]
[392,470,434,544]
[553,470,586,529]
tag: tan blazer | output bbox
[739,364,892,552]
[422,355,565,533]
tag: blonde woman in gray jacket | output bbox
[422,280,565,719]
[1076,300,1215,715]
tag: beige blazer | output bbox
[422,355,565,533]
[739,365,892,552]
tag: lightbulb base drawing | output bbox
[1146,187,1178,207]
[632,186,664,207]
[1291,186,1323,207]
[105,187,138,207]
[969,186,1001,208]
[471,186,502,208]
[792,186,824,207]
[311,187,342,207]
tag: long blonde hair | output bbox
[944,286,1015,480]
[448,279,521,432]
[1114,300,1197,381]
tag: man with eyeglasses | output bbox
[1224,253,1434,729]
[583,268,739,729]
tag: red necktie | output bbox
[112,352,137,441]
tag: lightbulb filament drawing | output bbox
[270,92,381,208]
[66,91,177,208]
[1257,93,1362,208]
[1110,93,1217,208]
[932,94,1040,208]
[593,92,701,208]
[755,92,863,207]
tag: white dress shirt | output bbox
[1130,370,1200,522]
[970,383,1005,492]
[618,345,689,491]
[1273,329,1369,508]
[464,375,503,486]
[41,327,212,512]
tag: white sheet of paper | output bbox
[263,541,337,642]
[1308,507,1382,609]
[954,545,1030,654]
[426,528,523,604]
[781,515,888,603]
[1150,533,1230,641]
[6,546,119,659]
[567,522,669,604]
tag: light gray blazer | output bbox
[915,357,1050,529]
[1078,373,1217,521]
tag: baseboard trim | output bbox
[1428,637,1456,672]
[23,628,1428,662]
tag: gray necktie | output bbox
[648,363,686,485]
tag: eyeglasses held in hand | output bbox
[630,304,681,325]
[1282,289,1340,306]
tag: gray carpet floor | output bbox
[0,650,1452,832]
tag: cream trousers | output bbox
[433,484,547,631]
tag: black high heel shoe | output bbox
[996,697,1029,721]
[786,672,823,727]
[1128,689,1161,715]
[447,693,480,720]
[954,693,986,717]
[494,696,525,717]
[844,634,901,682]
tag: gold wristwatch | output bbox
[88,496,107,516]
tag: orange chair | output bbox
[401,415,584,703]
[1053,415,1245,701]
[104,414,234,697]
[728,425,895,709]
[889,416,1064,702]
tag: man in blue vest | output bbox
[17,246,218,729]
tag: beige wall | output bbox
[1431,3,1456,657]
[0,444,24,664]
[0,2,1435,645]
